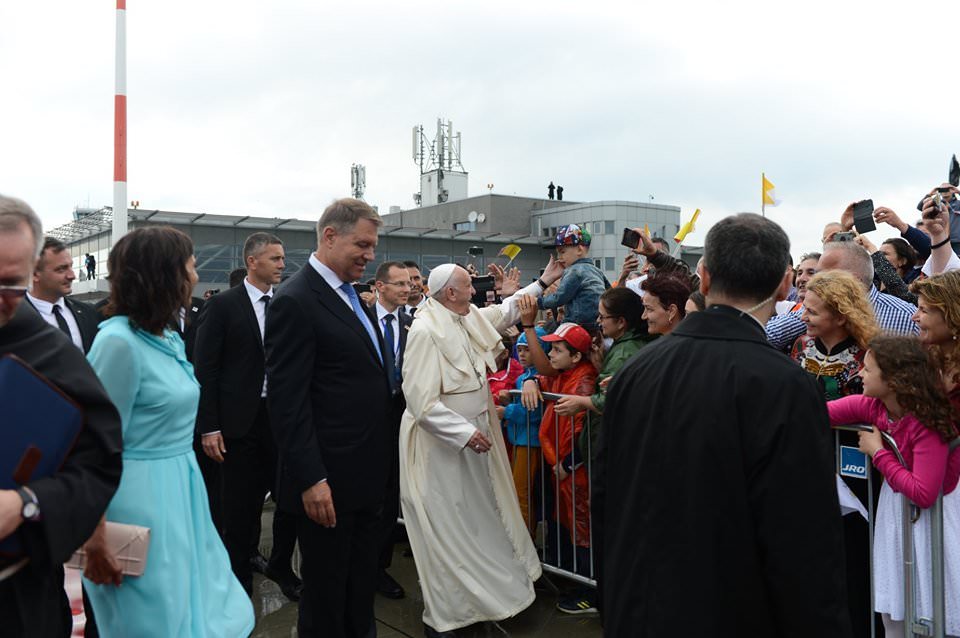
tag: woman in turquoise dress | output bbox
[82,227,254,637]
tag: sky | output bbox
[2,0,959,258]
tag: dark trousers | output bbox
[222,399,294,593]
[377,426,401,570]
[193,430,223,536]
[296,506,380,638]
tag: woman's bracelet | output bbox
[931,236,951,249]
[536,277,548,289]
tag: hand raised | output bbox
[518,295,539,326]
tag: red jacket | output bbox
[540,360,597,546]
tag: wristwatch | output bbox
[16,486,40,522]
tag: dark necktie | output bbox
[52,304,71,338]
[382,314,401,391]
[261,294,271,311]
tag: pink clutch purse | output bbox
[67,522,150,577]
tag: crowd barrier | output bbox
[500,391,956,634]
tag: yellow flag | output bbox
[644,223,651,237]
[762,174,780,207]
[674,208,701,243]
[498,244,521,260]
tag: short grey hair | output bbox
[242,231,282,262]
[0,195,43,257]
[317,198,382,244]
[822,240,874,287]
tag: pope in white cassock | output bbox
[399,260,564,637]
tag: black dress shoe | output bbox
[424,625,456,638]
[264,565,303,601]
[249,553,268,575]
[376,569,405,599]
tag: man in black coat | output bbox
[266,198,393,638]
[371,261,413,599]
[0,196,123,638]
[597,213,851,637]
[25,237,100,353]
[193,232,299,598]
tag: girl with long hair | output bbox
[828,335,959,638]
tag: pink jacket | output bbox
[828,395,956,508]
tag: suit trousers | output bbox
[377,402,403,570]
[222,399,282,593]
[296,506,380,638]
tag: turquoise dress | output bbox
[84,316,254,637]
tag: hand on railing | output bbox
[554,395,591,416]
[520,378,542,410]
[858,426,883,458]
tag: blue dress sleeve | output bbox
[87,332,141,432]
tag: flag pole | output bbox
[761,172,765,218]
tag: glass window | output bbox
[594,258,602,269]
[604,257,615,271]
[454,221,476,231]
[605,220,615,235]
[592,221,603,236]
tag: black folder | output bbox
[0,354,83,556]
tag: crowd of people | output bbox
[1,182,959,638]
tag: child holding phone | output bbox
[827,335,959,637]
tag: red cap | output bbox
[542,322,592,354]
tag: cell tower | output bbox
[350,164,366,200]
[412,118,468,206]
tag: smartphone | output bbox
[924,192,944,219]
[621,227,641,250]
[852,199,876,234]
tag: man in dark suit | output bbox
[371,261,412,599]
[193,232,299,599]
[402,260,424,316]
[0,196,123,638]
[266,198,393,638]
[25,237,100,353]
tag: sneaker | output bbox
[557,594,598,615]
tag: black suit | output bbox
[265,264,392,638]
[193,284,296,592]
[25,296,100,354]
[375,307,411,571]
[0,304,123,638]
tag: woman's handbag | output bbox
[67,522,150,577]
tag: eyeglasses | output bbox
[597,314,621,322]
[0,285,29,301]
[382,281,412,288]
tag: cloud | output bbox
[2,0,958,257]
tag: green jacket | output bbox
[579,330,653,465]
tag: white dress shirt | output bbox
[27,293,83,350]
[375,302,401,358]
[243,277,272,398]
[309,253,354,310]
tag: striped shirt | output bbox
[765,285,918,351]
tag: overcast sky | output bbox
[3,0,958,257]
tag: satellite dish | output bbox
[467,211,478,222]
[477,213,486,223]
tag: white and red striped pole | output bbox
[112,0,128,243]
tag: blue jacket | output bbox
[538,257,607,328]
[503,368,542,447]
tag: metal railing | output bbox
[497,394,956,633]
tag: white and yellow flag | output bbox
[762,174,781,209]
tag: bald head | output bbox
[818,241,874,288]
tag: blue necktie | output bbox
[382,314,402,389]
[339,283,383,364]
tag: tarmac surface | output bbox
[251,506,604,638]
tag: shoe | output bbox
[249,553,268,575]
[557,594,598,615]
[264,565,303,602]
[376,569,405,599]
[424,625,456,638]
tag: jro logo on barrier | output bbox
[839,446,868,479]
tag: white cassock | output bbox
[400,283,544,632]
